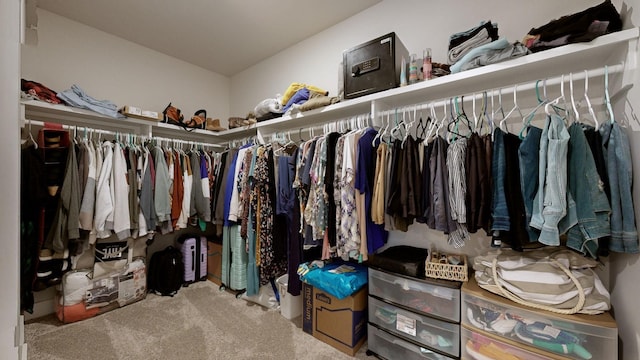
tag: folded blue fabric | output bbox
[57,84,124,118]
[282,87,310,113]
[450,38,510,73]
[300,261,367,299]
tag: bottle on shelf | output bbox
[423,48,432,80]
[409,53,419,84]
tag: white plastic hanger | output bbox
[438,99,448,136]
[476,91,493,137]
[582,70,599,130]
[26,119,37,148]
[472,93,479,132]
[493,88,505,122]
[604,65,615,124]
[569,72,580,123]
[424,103,439,143]
[401,105,418,148]
[500,84,523,132]
[545,74,566,117]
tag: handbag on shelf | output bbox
[473,248,611,315]
[163,103,206,131]
[163,102,184,125]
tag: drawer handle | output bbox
[391,337,436,358]
[391,279,455,300]
[392,279,411,291]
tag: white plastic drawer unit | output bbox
[462,327,557,360]
[369,297,460,357]
[367,324,456,360]
[368,267,461,322]
[462,279,618,360]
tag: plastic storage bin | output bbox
[462,326,559,360]
[462,277,617,360]
[277,274,302,320]
[367,324,456,360]
[368,297,460,357]
[368,267,461,322]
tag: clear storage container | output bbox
[367,324,456,360]
[368,297,460,357]
[462,278,617,360]
[462,326,562,360]
[368,267,461,322]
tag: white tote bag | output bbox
[473,248,610,315]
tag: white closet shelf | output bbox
[21,99,225,144]
[214,124,258,141]
[20,28,639,143]
[152,122,221,143]
[21,99,150,134]
[361,27,639,110]
[258,27,638,133]
[255,98,372,132]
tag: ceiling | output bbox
[36,0,381,77]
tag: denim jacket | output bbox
[565,123,611,258]
[602,123,639,253]
[530,114,574,245]
[491,129,510,232]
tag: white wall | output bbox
[2,0,22,358]
[16,1,640,359]
[232,1,640,359]
[230,0,595,115]
[22,9,231,126]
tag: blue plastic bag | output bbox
[300,262,368,299]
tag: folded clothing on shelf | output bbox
[57,84,124,118]
[450,38,529,73]
[523,0,622,52]
[448,21,499,65]
[21,78,65,104]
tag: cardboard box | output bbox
[302,282,367,356]
[119,105,163,121]
[207,241,222,286]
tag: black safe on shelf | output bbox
[343,32,409,99]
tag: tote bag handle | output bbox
[490,258,586,315]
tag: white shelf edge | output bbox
[22,100,228,145]
[214,124,259,141]
[22,100,153,131]
[20,28,638,143]
[254,28,638,134]
[256,98,371,132]
[363,27,640,105]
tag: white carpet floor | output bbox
[25,280,370,360]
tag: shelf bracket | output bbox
[371,100,391,128]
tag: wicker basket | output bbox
[425,254,468,282]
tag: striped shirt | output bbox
[447,138,469,248]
